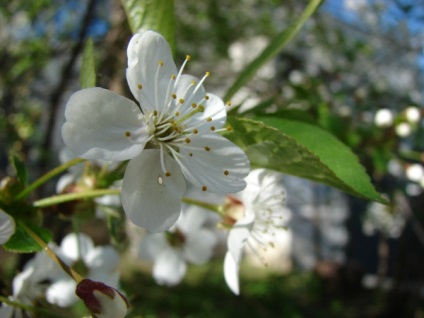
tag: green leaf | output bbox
[9,153,28,185]
[3,222,52,253]
[121,0,176,52]
[225,117,385,203]
[224,0,323,102]
[80,38,96,89]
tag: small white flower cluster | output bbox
[0,233,126,317]
[136,168,290,295]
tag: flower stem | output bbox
[0,296,61,317]
[182,197,224,216]
[15,157,86,202]
[33,189,121,208]
[20,222,84,283]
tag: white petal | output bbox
[62,87,147,161]
[185,93,227,133]
[46,279,78,307]
[60,233,94,261]
[126,31,177,112]
[153,248,186,286]
[177,205,208,233]
[0,210,15,245]
[224,252,240,295]
[84,246,120,272]
[184,229,218,264]
[227,217,254,263]
[138,233,168,261]
[122,150,186,232]
[178,134,250,193]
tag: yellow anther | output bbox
[159,60,164,66]
[206,117,212,122]
[171,93,177,99]
[226,126,233,131]
[202,186,207,191]
[171,74,176,80]
[210,126,216,131]
[137,84,142,90]
[205,71,211,77]
[205,146,211,152]
[186,55,191,61]
[226,101,232,106]
[191,103,197,108]
[188,152,193,157]
[191,81,196,86]
[224,170,229,176]
[125,131,131,137]
[205,95,209,100]
[179,98,184,104]
[153,110,158,116]
[165,171,171,177]
[175,111,180,116]
[185,138,191,143]
[193,129,198,134]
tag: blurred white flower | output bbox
[62,30,249,232]
[46,233,120,307]
[0,250,57,317]
[374,108,393,128]
[0,209,15,245]
[406,164,424,182]
[363,201,405,238]
[138,205,218,286]
[405,106,421,123]
[395,122,412,137]
[222,169,290,295]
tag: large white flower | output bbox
[46,233,121,307]
[62,30,249,232]
[0,209,15,245]
[222,169,290,295]
[138,205,218,285]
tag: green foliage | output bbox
[224,0,324,101]
[3,222,52,253]
[9,153,28,186]
[226,117,385,203]
[121,0,176,52]
[80,38,96,89]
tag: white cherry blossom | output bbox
[0,209,15,245]
[138,205,218,285]
[45,233,121,307]
[62,30,249,232]
[222,169,290,295]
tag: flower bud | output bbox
[76,279,129,318]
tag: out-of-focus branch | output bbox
[41,0,97,171]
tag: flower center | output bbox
[221,195,246,227]
[165,228,186,248]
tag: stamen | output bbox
[224,170,229,175]
[202,186,207,191]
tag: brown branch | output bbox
[40,0,97,170]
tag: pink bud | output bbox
[76,279,129,318]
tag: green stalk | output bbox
[20,222,84,283]
[182,197,224,216]
[15,158,86,202]
[33,189,121,208]
[224,0,323,102]
[0,296,63,317]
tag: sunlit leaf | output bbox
[121,0,175,52]
[3,222,52,253]
[9,153,28,185]
[80,38,96,89]
[225,117,385,203]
